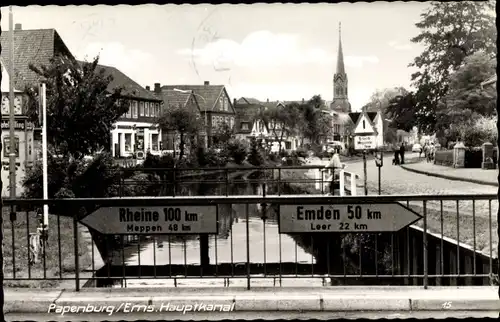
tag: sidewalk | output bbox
[401,161,498,187]
[4,286,499,314]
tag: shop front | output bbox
[111,121,162,162]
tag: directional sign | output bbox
[80,206,218,235]
[354,135,377,150]
[278,203,422,233]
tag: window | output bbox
[241,123,249,131]
[124,133,132,152]
[285,141,291,150]
[125,101,132,118]
[151,134,159,151]
[230,117,234,129]
[139,102,144,116]
[219,98,224,111]
[132,101,138,118]
[145,102,150,117]
[166,133,174,150]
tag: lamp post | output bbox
[172,88,208,148]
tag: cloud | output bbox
[388,40,413,51]
[344,56,380,69]
[178,30,350,69]
[78,42,153,72]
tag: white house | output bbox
[85,66,165,161]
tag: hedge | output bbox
[434,147,498,168]
[434,150,454,166]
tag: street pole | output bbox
[0,9,4,322]
[363,150,367,195]
[8,6,16,199]
[40,82,49,231]
[378,151,382,195]
[205,110,208,149]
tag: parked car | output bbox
[412,143,422,153]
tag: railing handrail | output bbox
[3,193,497,207]
[118,165,339,172]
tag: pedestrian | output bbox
[325,148,343,195]
[399,142,406,165]
[392,143,400,165]
[428,142,435,163]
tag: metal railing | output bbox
[114,165,348,197]
[2,194,497,291]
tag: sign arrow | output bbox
[278,203,422,233]
[79,206,218,235]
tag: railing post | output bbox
[225,168,229,196]
[245,203,251,290]
[423,200,428,289]
[73,214,80,291]
[321,169,324,194]
[172,168,176,197]
[278,168,281,195]
[351,174,357,196]
[339,170,345,196]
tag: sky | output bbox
[2,3,431,111]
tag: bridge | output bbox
[2,165,499,317]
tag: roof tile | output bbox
[79,61,160,101]
[0,29,62,89]
[161,85,224,112]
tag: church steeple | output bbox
[330,22,351,113]
[336,22,345,75]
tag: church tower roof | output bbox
[336,22,345,75]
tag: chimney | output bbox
[145,86,150,91]
[233,98,236,107]
[204,81,210,86]
[154,83,161,93]
[14,23,22,30]
[302,98,304,103]
[267,98,269,103]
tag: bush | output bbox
[225,139,248,164]
[23,152,123,200]
[203,148,229,167]
[464,147,483,168]
[294,147,309,158]
[268,153,279,163]
[453,116,498,147]
[248,137,265,166]
[434,150,454,166]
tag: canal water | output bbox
[110,172,320,287]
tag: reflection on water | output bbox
[110,172,316,287]
[122,216,314,266]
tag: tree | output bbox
[25,56,129,159]
[247,137,265,166]
[22,56,131,200]
[364,87,410,144]
[386,92,419,133]
[408,1,496,133]
[157,104,202,160]
[299,95,331,145]
[225,139,248,165]
[212,122,234,148]
[436,52,497,131]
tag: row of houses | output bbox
[1,25,351,164]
